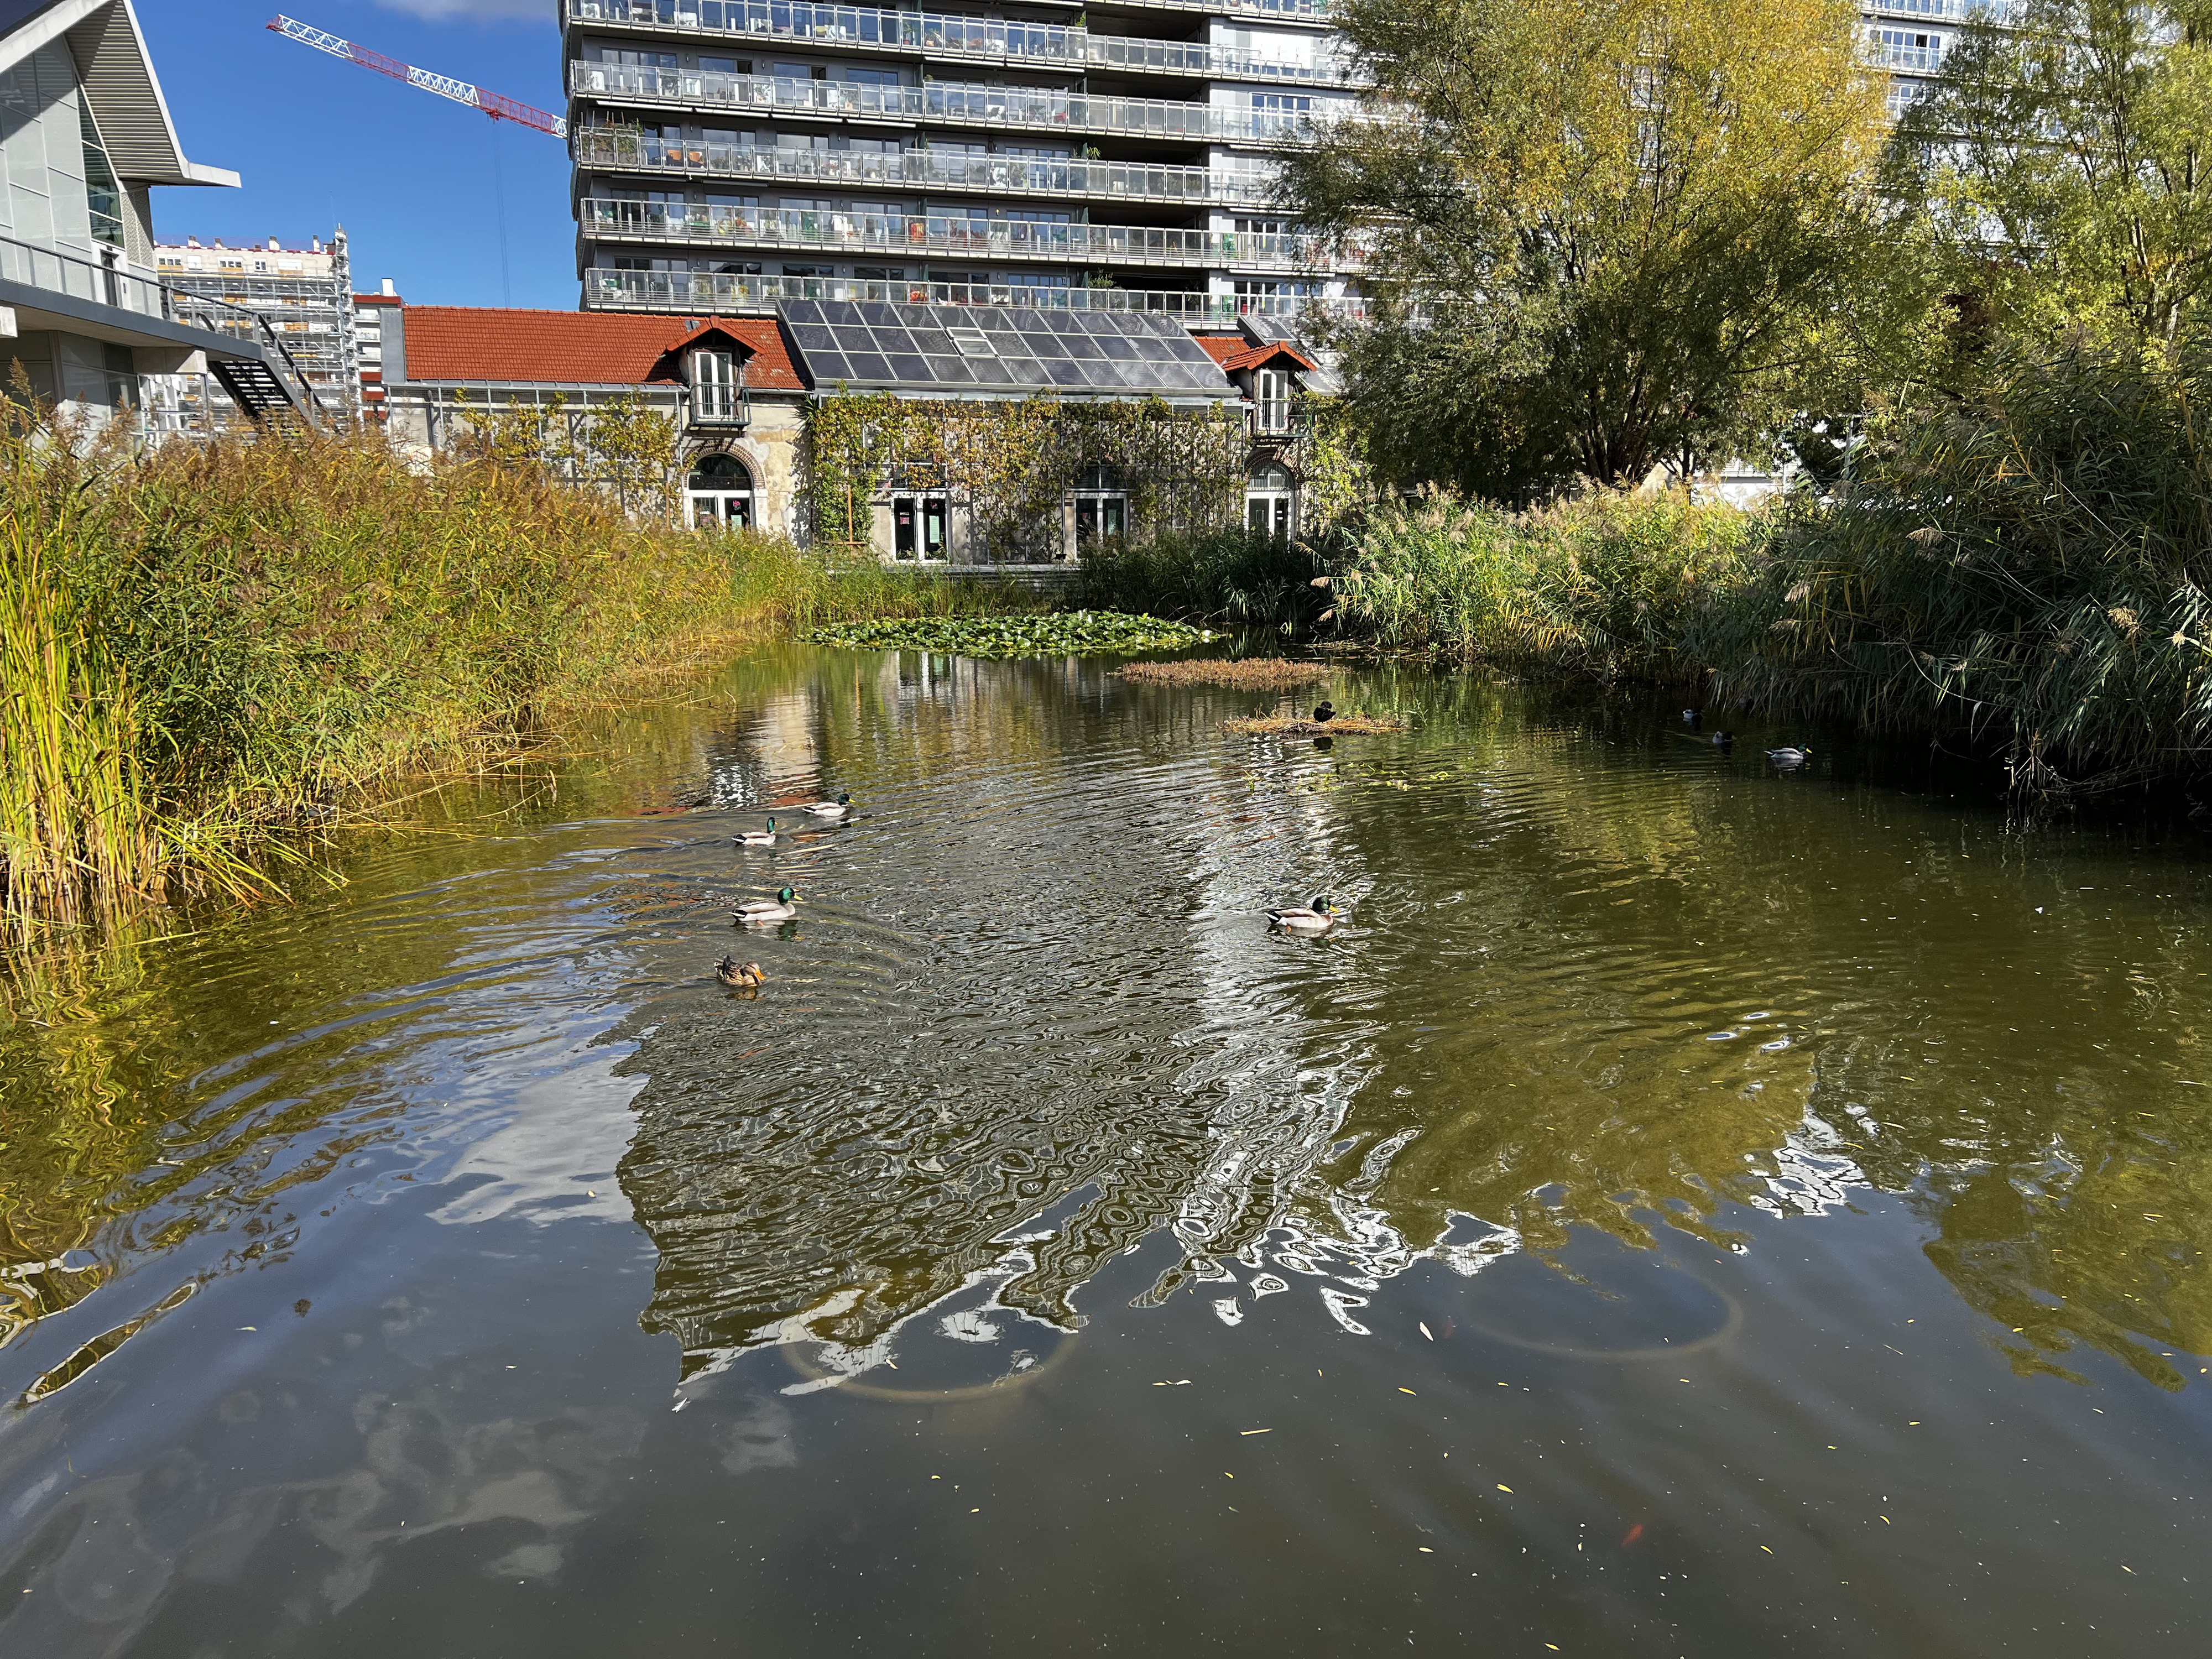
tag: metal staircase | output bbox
[207,354,304,422]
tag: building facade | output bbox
[378,299,1335,556]
[154,229,359,420]
[0,0,306,426]
[1862,0,2014,114]
[561,0,1361,323]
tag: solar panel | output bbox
[773,300,1235,398]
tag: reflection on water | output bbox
[4,641,2212,1650]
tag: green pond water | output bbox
[1,644,2208,1654]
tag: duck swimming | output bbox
[1312,701,1335,723]
[1766,745,1814,767]
[734,817,778,848]
[1683,707,1702,727]
[715,957,766,988]
[733,886,800,924]
[805,792,852,818]
[1266,895,1343,934]
[1713,731,1734,749]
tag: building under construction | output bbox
[151,229,359,426]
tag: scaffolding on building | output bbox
[149,228,360,432]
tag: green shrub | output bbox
[1080,526,1325,631]
[1689,340,2212,789]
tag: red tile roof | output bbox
[1192,333,1319,375]
[401,307,806,390]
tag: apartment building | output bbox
[155,229,359,419]
[561,0,1362,322]
[1863,0,2012,113]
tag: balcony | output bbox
[566,0,1363,86]
[581,199,1329,272]
[573,128,1285,207]
[568,0,1343,33]
[1871,42,1945,72]
[570,62,1349,145]
[583,267,1368,322]
[688,377,752,426]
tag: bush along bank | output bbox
[1687,342,2212,794]
[0,419,1030,948]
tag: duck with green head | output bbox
[734,817,778,847]
[734,886,800,924]
[806,792,852,819]
[1266,895,1343,933]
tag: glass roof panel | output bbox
[886,354,930,382]
[844,352,891,380]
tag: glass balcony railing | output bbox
[573,128,1286,206]
[581,197,1328,269]
[566,0,1361,86]
[570,62,1343,144]
[1871,43,1945,72]
[582,267,1368,321]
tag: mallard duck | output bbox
[1766,745,1813,766]
[734,817,778,848]
[733,886,800,924]
[1266,895,1343,933]
[1312,702,1336,723]
[714,957,766,989]
[805,792,852,818]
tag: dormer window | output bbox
[690,347,742,423]
[1253,367,1293,434]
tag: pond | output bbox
[2,644,2208,1654]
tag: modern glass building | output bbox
[1861,0,2013,114]
[561,0,1364,322]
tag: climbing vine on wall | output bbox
[804,394,1249,561]
[448,390,681,523]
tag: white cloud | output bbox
[373,0,554,22]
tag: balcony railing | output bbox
[582,199,1327,269]
[582,266,1367,322]
[569,0,1342,32]
[566,0,1361,86]
[570,62,1347,144]
[689,378,752,425]
[573,128,1285,206]
[0,230,327,420]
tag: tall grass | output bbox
[1331,491,1759,679]
[1688,341,2212,789]
[0,416,1031,945]
[1081,526,1326,630]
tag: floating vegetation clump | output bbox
[1118,658,1330,689]
[804,610,1208,659]
[1223,713,1407,735]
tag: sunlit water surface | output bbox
[3,645,2210,1655]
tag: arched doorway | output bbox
[687,451,755,530]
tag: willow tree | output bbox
[1284,0,1886,497]
[1888,0,2212,356]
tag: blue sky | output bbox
[139,1,573,307]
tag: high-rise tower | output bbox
[561,0,1363,322]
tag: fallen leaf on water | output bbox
[1419,1322,1434,1340]
[2122,1565,2134,1574]
[1621,1524,1644,1546]
[1761,1546,1774,1554]
[1399,1387,1416,1395]
[1418,1547,1433,1553]
[1496,1484,1513,1494]
[1240,1428,1271,1436]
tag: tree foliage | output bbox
[1284,0,1886,496]
[1888,0,2212,354]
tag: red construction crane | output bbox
[267,14,567,139]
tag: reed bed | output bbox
[1081,526,1327,631]
[1117,658,1331,688]
[0,418,1027,948]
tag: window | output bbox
[947,328,995,357]
[1248,462,1295,539]
[690,348,743,423]
[892,492,950,560]
[687,451,755,530]
[1253,368,1293,434]
[79,102,123,249]
[1072,465,1128,552]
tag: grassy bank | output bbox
[0,420,1027,946]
